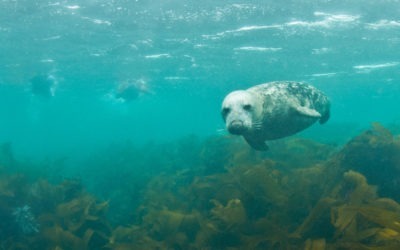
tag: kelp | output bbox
[0,123,400,249]
[339,123,400,199]
[210,198,247,231]
[0,176,113,250]
[292,197,337,239]
[304,238,326,250]
[267,137,337,169]
[334,170,377,205]
[297,169,400,249]
[229,164,288,207]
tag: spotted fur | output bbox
[221,81,330,150]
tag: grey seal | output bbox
[221,81,330,150]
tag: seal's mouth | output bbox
[228,120,247,135]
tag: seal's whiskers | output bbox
[252,122,263,131]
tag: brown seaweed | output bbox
[1,123,400,249]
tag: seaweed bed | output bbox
[1,123,400,249]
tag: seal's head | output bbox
[221,90,262,135]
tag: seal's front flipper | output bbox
[294,106,321,118]
[244,136,269,151]
[319,109,330,124]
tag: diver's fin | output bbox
[244,136,269,151]
[294,106,321,118]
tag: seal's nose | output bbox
[228,120,246,135]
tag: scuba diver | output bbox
[115,79,151,102]
[30,74,57,98]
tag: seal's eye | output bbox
[243,104,252,110]
[222,107,230,116]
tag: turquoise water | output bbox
[1,0,399,159]
[1,1,400,249]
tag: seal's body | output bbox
[221,81,330,150]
